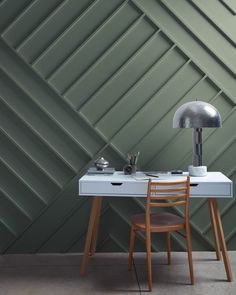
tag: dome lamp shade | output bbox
[173,101,222,129]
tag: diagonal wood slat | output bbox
[0,0,235,253]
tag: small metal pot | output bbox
[94,157,109,171]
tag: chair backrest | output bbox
[146,176,190,224]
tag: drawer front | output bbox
[80,181,147,196]
[190,182,232,197]
[79,180,232,198]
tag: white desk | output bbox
[79,171,232,198]
[79,171,233,281]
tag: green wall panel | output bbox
[0,0,235,253]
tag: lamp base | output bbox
[188,165,207,177]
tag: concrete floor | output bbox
[0,252,235,295]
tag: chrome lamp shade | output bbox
[173,101,222,129]
[173,101,222,176]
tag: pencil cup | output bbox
[131,164,137,174]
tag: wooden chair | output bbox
[128,176,194,291]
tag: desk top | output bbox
[80,171,231,183]
[79,171,233,198]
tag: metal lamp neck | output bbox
[192,128,203,166]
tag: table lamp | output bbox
[173,101,222,176]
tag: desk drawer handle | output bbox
[190,183,199,187]
[111,182,123,186]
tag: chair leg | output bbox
[146,230,152,291]
[185,224,194,285]
[166,232,171,265]
[128,225,135,271]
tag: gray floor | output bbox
[0,252,235,295]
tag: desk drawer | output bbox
[80,181,147,196]
[79,179,232,198]
[190,182,232,197]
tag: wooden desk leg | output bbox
[80,196,103,276]
[212,198,233,282]
[90,197,103,256]
[208,199,221,260]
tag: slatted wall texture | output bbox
[0,0,235,253]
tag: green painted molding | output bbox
[0,0,235,253]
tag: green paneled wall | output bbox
[0,0,235,253]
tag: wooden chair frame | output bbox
[128,176,194,291]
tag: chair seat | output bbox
[130,212,185,232]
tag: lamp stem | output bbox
[192,128,202,166]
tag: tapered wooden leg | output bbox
[146,230,152,291]
[212,199,233,282]
[128,225,135,271]
[208,199,221,260]
[166,232,171,265]
[185,223,194,285]
[90,197,103,256]
[80,196,103,276]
